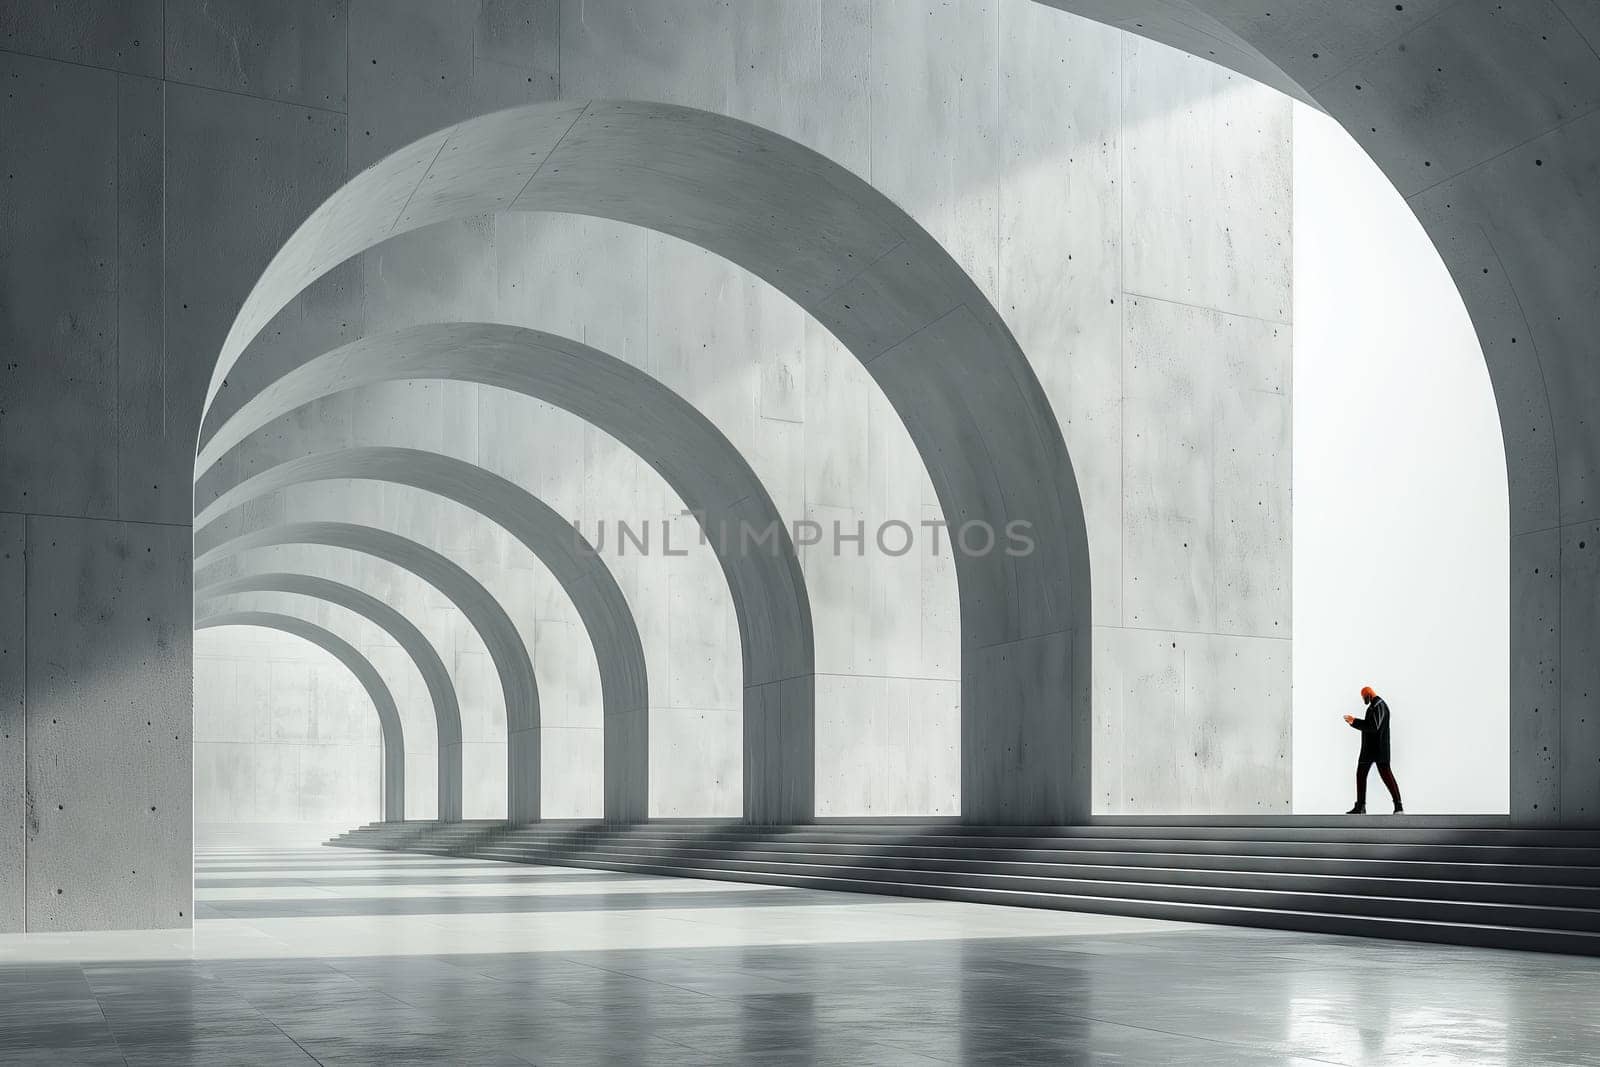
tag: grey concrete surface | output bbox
[197,536,512,821]
[196,571,463,822]
[0,50,119,520]
[1,0,353,930]
[0,0,162,75]
[196,611,405,822]
[198,99,1094,824]
[198,326,813,824]
[22,516,192,932]
[0,515,21,933]
[5,845,1600,1065]
[191,586,440,822]
[164,0,349,111]
[1036,0,1600,822]
[190,605,401,827]
[194,519,543,823]
[195,447,648,823]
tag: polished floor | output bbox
[0,846,1596,1065]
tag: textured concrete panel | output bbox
[0,0,162,74]
[194,519,541,822]
[1405,191,1558,537]
[349,0,557,169]
[555,0,875,172]
[0,514,21,931]
[814,674,959,818]
[1095,626,1290,814]
[197,571,462,821]
[867,0,1000,296]
[196,447,647,821]
[25,516,190,931]
[114,71,168,525]
[1559,521,1600,821]
[197,611,404,821]
[1123,297,1290,637]
[0,52,118,519]
[1409,111,1600,532]
[156,81,347,524]
[649,706,740,819]
[1508,529,1561,821]
[165,0,349,110]
[997,2,1124,628]
[1122,34,1292,323]
[541,724,603,819]
[1312,0,1600,199]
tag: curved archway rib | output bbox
[196,571,463,822]
[196,610,406,822]
[194,447,648,823]
[194,520,540,823]
[196,327,808,823]
[199,99,1092,823]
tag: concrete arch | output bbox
[193,447,647,822]
[195,610,405,822]
[1034,2,1587,821]
[195,326,809,823]
[197,99,1092,824]
[193,520,541,823]
[195,571,463,822]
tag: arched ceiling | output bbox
[195,519,542,823]
[196,447,649,824]
[197,571,463,822]
[195,611,405,822]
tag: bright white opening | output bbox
[1292,103,1510,814]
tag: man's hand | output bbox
[1343,714,1356,725]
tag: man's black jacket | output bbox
[1349,697,1392,763]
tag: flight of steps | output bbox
[327,819,1600,956]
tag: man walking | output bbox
[1344,686,1404,815]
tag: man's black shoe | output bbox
[1345,804,1366,815]
[1393,804,1404,815]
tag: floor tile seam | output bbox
[78,966,134,1067]
[295,956,588,1065]
[247,1009,330,1067]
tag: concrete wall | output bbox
[0,1,348,929]
[1,0,1291,929]
[192,624,384,826]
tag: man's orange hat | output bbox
[1360,686,1376,700]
